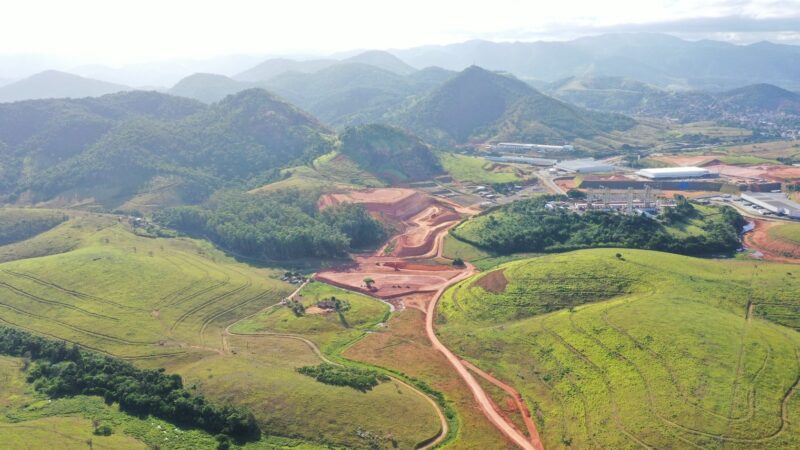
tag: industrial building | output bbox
[555,158,615,173]
[494,143,574,152]
[635,167,713,179]
[486,156,556,166]
[741,192,800,219]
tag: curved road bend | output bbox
[425,264,542,450]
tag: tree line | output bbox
[0,325,259,440]
[154,189,386,260]
[452,195,746,256]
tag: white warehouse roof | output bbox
[636,167,711,179]
[556,158,614,173]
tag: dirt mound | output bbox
[319,188,434,220]
[474,269,508,293]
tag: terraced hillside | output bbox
[0,210,442,448]
[438,249,800,449]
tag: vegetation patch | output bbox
[0,325,258,439]
[297,363,389,392]
[439,153,520,183]
[0,209,67,246]
[155,188,386,260]
[452,195,745,256]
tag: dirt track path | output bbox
[318,189,540,449]
[461,359,543,448]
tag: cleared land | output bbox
[0,210,441,448]
[744,220,800,262]
[438,249,800,449]
[439,153,522,184]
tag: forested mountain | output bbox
[392,66,635,145]
[391,34,800,91]
[263,63,445,127]
[235,50,417,83]
[339,124,442,182]
[547,76,800,122]
[168,73,260,104]
[0,89,334,206]
[0,70,130,103]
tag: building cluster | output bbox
[493,142,574,153]
[741,192,800,219]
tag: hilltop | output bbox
[0,89,334,208]
[0,70,130,103]
[339,124,442,182]
[392,66,635,145]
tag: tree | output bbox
[363,277,375,289]
[566,188,587,200]
[452,257,465,267]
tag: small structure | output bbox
[556,158,615,174]
[741,192,800,219]
[635,167,713,179]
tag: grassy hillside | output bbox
[0,210,440,448]
[439,153,521,184]
[339,124,443,183]
[438,249,800,449]
[769,222,800,246]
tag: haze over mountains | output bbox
[0,70,129,103]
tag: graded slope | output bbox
[438,249,800,449]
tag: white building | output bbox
[636,167,712,179]
[485,156,556,166]
[555,158,615,173]
[494,143,574,152]
[741,192,800,219]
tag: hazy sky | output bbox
[1,0,799,65]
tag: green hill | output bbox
[438,248,800,448]
[0,89,334,208]
[339,124,443,183]
[0,210,441,448]
[168,73,260,104]
[0,70,130,103]
[393,66,635,145]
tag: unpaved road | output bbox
[424,264,540,450]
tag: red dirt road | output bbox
[315,187,543,450]
[461,359,543,447]
[743,219,800,264]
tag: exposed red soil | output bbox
[319,188,434,220]
[705,164,800,182]
[743,219,800,264]
[316,187,540,449]
[474,269,508,293]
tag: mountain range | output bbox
[546,75,800,122]
[0,70,130,103]
[390,34,800,91]
[0,89,333,207]
[390,66,635,145]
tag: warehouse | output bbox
[555,158,615,173]
[741,192,800,219]
[635,167,713,179]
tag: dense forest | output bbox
[0,325,259,439]
[297,363,389,392]
[339,124,443,182]
[0,209,67,245]
[155,189,386,260]
[0,89,333,206]
[452,196,746,256]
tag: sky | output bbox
[1,0,799,67]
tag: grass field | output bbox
[252,151,384,193]
[0,210,441,448]
[438,249,800,449]
[439,153,521,184]
[769,222,800,246]
[442,234,541,270]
